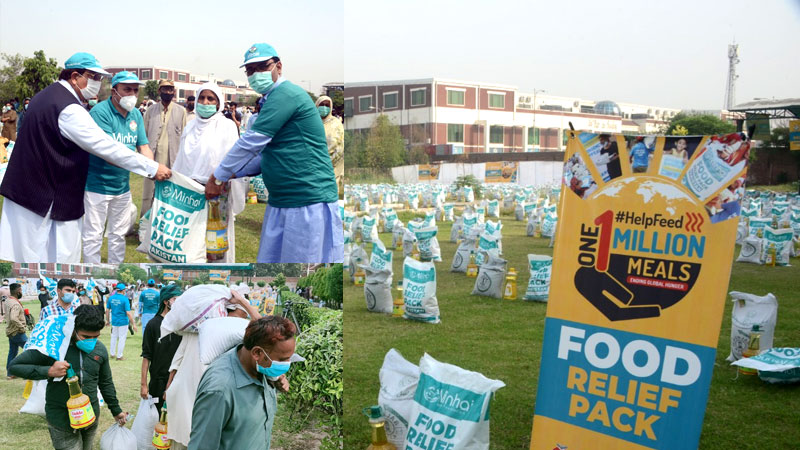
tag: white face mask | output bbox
[80,78,101,101]
[115,90,137,112]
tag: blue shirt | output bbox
[108,293,131,326]
[138,288,160,315]
[630,142,654,168]
[86,99,149,195]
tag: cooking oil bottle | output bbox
[23,380,33,399]
[206,198,228,261]
[738,325,762,376]
[246,187,258,204]
[66,367,95,429]
[153,401,170,449]
[363,405,396,450]
[354,267,366,286]
[503,268,518,300]
[466,251,478,278]
[392,294,404,318]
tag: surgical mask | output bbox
[24,104,28,110]
[79,291,86,296]
[160,92,174,103]
[88,99,98,107]
[62,292,76,303]
[196,103,217,119]
[80,78,101,100]
[115,90,136,112]
[318,106,330,117]
[75,337,97,354]
[255,348,291,378]
[247,71,274,95]
[2,106,8,112]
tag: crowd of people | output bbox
[0,42,344,264]
[4,277,299,449]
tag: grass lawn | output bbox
[342,208,800,449]
[0,300,329,450]
[0,173,265,262]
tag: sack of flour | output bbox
[487,200,499,218]
[748,217,771,237]
[343,210,356,232]
[760,226,793,266]
[462,213,478,238]
[475,232,499,266]
[414,226,440,262]
[515,202,525,221]
[524,255,553,302]
[450,216,463,243]
[736,236,762,264]
[443,204,454,222]
[402,228,417,258]
[726,291,778,361]
[404,354,504,450]
[736,221,748,245]
[382,208,398,233]
[361,215,379,244]
[463,186,474,203]
[541,212,558,238]
[349,244,368,281]
[451,236,477,273]
[343,231,352,272]
[363,264,393,314]
[370,240,393,271]
[379,349,421,448]
[137,172,208,263]
[161,285,230,338]
[471,251,506,299]
[731,348,800,384]
[391,219,405,249]
[402,257,440,324]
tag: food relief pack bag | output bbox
[726,291,778,361]
[525,255,552,302]
[138,172,208,263]
[404,354,505,450]
[361,215,379,243]
[381,208,398,233]
[403,257,440,324]
[730,348,800,384]
[471,251,506,299]
[747,217,771,237]
[414,226,440,262]
[760,226,793,266]
[379,349,421,449]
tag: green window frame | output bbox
[489,93,505,108]
[446,89,465,106]
[447,124,464,143]
[383,92,398,109]
[359,96,373,112]
[562,130,569,147]
[411,89,426,106]
[490,126,504,144]
[528,127,540,146]
[344,99,353,117]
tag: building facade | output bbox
[104,66,259,104]
[344,78,681,154]
[12,263,118,279]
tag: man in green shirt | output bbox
[83,71,153,264]
[188,316,301,450]
[9,305,127,450]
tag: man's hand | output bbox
[205,174,224,199]
[114,411,128,426]
[47,361,71,378]
[154,164,172,181]
[140,385,148,400]
[274,374,289,393]
[230,289,246,304]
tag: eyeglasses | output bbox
[244,61,276,77]
[79,71,105,82]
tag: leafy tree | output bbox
[0,262,12,278]
[344,130,365,169]
[269,273,287,290]
[331,89,343,109]
[453,175,483,200]
[257,280,267,287]
[144,80,159,101]
[116,264,147,286]
[17,50,60,99]
[363,114,405,170]
[0,53,26,102]
[754,127,799,184]
[406,146,429,164]
[665,113,735,135]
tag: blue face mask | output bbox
[76,337,97,353]
[318,106,331,117]
[79,291,86,296]
[247,71,274,95]
[255,348,291,378]
[196,103,217,119]
[62,292,76,304]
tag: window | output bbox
[383,92,398,109]
[344,98,353,117]
[140,69,151,80]
[562,130,569,147]
[446,89,465,106]
[488,92,505,109]
[179,89,185,99]
[159,71,168,79]
[178,73,187,81]
[490,126,504,144]
[40,263,46,270]
[359,95,373,112]
[528,127,540,146]
[20,263,28,269]
[410,88,426,106]
[56,264,62,273]
[447,124,464,143]
[226,94,232,101]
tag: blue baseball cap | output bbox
[116,283,126,290]
[112,71,144,87]
[148,278,155,285]
[64,52,110,76]
[240,43,279,68]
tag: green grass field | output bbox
[0,301,326,450]
[342,209,800,449]
[0,173,265,262]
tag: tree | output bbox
[665,113,735,135]
[363,114,405,170]
[406,146,429,164]
[754,127,799,185]
[269,273,287,290]
[144,80,159,101]
[0,53,26,102]
[17,50,60,99]
[116,264,147,285]
[344,130,365,169]
[331,90,344,117]
[0,262,12,278]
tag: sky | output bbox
[0,0,343,94]
[344,0,800,110]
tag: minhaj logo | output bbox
[423,387,474,413]
[249,46,257,53]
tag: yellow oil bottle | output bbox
[738,325,762,376]
[246,188,258,204]
[392,296,404,317]
[411,246,420,261]
[466,252,478,278]
[395,280,403,292]
[503,268,518,300]
[66,367,96,429]
[354,267,366,286]
[363,405,396,450]
[767,243,776,267]
[23,380,33,399]
[153,402,170,449]
[206,198,228,261]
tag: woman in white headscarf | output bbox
[173,82,247,262]
[315,95,343,195]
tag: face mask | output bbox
[115,90,136,112]
[318,106,331,117]
[2,106,9,112]
[88,99,98,107]
[80,77,101,100]
[247,71,274,95]
[62,292,76,304]
[196,103,217,119]
[160,92,174,103]
[79,291,86,296]
[255,348,291,378]
[24,104,28,110]
[75,337,97,354]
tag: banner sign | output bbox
[209,270,231,282]
[418,164,441,181]
[485,161,518,183]
[531,132,750,450]
[746,113,771,141]
[790,120,800,151]
[162,270,182,281]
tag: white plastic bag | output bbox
[736,236,762,264]
[726,291,778,361]
[379,349,421,449]
[198,317,250,365]
[100,422,137,450]
[364,264,393,314]
[730,347,800,384]
[160,285,231,339]
[19,379,46,416]
[131,396,159,450]
[471,251,506,299]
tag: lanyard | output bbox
[78,351,84,385]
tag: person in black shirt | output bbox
[38,286,51,309]
[223,101,242,134]
[94,283,110,316]
[140,284,183,412]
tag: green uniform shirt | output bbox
[8,344,123,431]
[251,81,338,208]
[86,99,149,195]
[188,345,278,450]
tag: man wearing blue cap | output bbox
[205,43,343,263]
[0,52,172,263]
[106,282,136,360]
[137,278,160,330]
[83,71,154,264]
